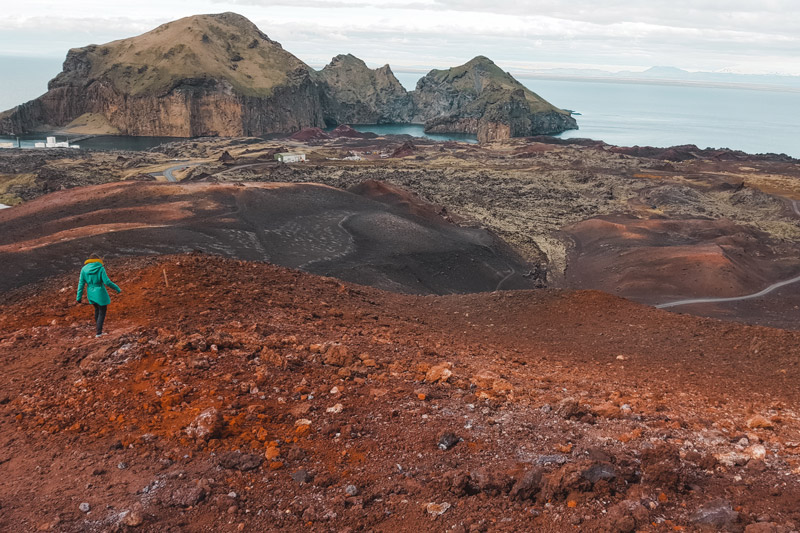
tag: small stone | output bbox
[426,502,451,516]
[185,407,223,441]
[123,510,144,527]
[509,468,543,501]
[555,397,582,419]
[79,502,90,513]
[438,432,461,451]
[715,451,750,467]
[323,344,353,367]
[747,415,774,429]
[690,499,739,528]
[345,484,359,496]
[746,444,767,460]
[582,463,617,483]
[592,402,620,419]
[167,485,206,507]
[326,403,344,414]
[218,451,263,471]
[470,369,498,388]
[117,462,128,470]
[291,469,312,484]
[265,446,280,460]
[425,362,453,383]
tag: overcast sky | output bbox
[2,0,799,75]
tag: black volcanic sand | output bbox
[0,180,536,295]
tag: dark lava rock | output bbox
[291,469,312,484]
[555,397,583,419]
[165,485,206,507]
[509,468,543,501]
[582,462,617,483]
[438,432,461,451]
[218,451,263,471]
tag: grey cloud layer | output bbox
[2,2,798,74]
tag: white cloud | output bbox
[0,1,798,75]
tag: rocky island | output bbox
[0,12,576,142]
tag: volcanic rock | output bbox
[690,499,739,529]
[509,468,543,501]
[319,54,412,124]
[185,407,223,441]
[0,13,326,137]
[218,451,263,471]
[411,56,577,142]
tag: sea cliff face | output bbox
[318,54,412,125]
[0,13,327,137]
[412,57,577,142]
[0,14,577,142]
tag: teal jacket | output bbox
[77,259,121,306]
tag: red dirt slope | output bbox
[1,254,800,532]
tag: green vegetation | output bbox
[79,13,312,98]
[425,56,570,116]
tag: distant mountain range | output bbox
[511,66,800,91]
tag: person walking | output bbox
[76,254,121,338]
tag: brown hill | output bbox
[0,13,326,137]
[2,254,800,531]
[0,180,536,295]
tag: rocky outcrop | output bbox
[412,56,578,142]
[0,13,327,137]
[318,54,412,125]
[0,15,577,142]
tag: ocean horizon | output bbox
[1,57,798,157]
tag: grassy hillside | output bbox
[423,56,571,115]
[57,13,313,98]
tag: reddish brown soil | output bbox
[289,128,331,142]
[2,254,799,532]
[564,216,799,302]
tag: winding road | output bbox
[162,161,204,182]
[656,273,800,309]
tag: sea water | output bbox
[393,71,800,157]
[524,78,800,157]
[1,63,797,156]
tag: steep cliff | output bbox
[318,54,412,125]
[0,15,578,142]
[0,13,326,137]
[412,56,577,142]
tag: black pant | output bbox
[93,304,107,335]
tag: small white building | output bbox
[31,137,78,149]
[275,152,306,163]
